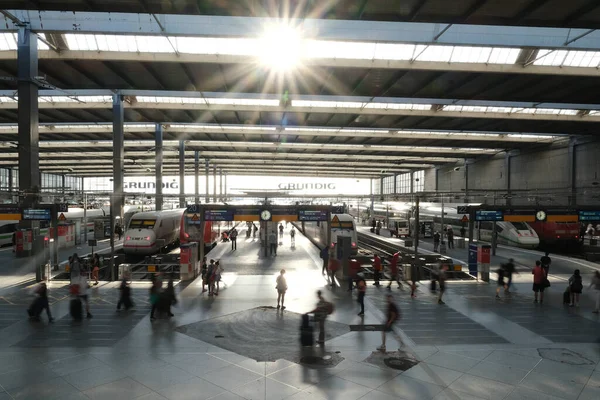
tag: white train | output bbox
[302,213,358,255]
[123,209,185,256]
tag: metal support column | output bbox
[179,140,185,208]
[568,138,577,207]
[505,153,512,207]
[379,175,384,199]
[8,168,12,194]
[205,160,209,203]
[194,151,199,204]
[213,164,217,203]
[410,172,414,194]
[111,93,125,282]
[219,168,223,202]
[224,172,227,202]
[61,174,66,199]
[17,25,40,206]
[155,124,163,211]
[464,161,469,202]
[434,168,439,191]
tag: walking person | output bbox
[290,226,296,246]
[540,252,552,275]
[433,231,440,252]
[376,220,382,235]
[206,260,216,296]
[279,223,284,241]
[78,273,93,319]
[116,273,133,311]
[590,270,600,313]
[246,222,251,238]
[371,218,376,233]
[372,254,382,286]
[495,264,507,298]
[438,264,447,304]
[91,253,101,286]
[149,274,162,320]
[387,251,402,290]
[269,230,278,256]
[447,227,454,249]
[201,257,208,293]
[502,259,513,291]
[349,258,361,291]
[163,276,177,316]
[70,253,81,284]
[568,269,583,307]
[252,223,258,239]
[532,261,546,304]
[357,274,366,316]
[230,227,238,250]
[320,246,329,275]
[328,257,339,288]
[28,279,54,322]
[276,269,287,309]
[378,294,402,352]
[214,261,223,295]
[310,290,333,345]
[410,262,418,298]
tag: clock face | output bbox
[261,210,271,221]
[536,210,547,221]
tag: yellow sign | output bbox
[332,215,340,223]
[461,214,469,223]
[191,214,199,221]
[58,213,67,222]
[148,265,156,272]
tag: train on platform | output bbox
[301,213,358,255]
[122,208,231,256]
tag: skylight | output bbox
[168,124,276,131]
[136,96,279,107]
[0,96,17,103]
[291,100,431,110]
[443,105,579,115]
[534,49,600,68]
[0,33,49,51]
[38,96,113,103]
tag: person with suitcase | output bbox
[117,273,133,311]
[28,279,54,322]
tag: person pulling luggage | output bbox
[28,278,54,323]
[116,273,133,311]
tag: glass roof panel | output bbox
[534,49,600,68]
[443,105,579,115]
[0,96,17,103]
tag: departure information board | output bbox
[298,210,329,221]
[22,209,52,221]
[475,210,504,221]
[579,211,600,221]
[204,209,234,221]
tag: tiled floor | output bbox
[0,227,599,399]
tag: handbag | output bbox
[543,278,551,288]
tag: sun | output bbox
[259,22,303,71]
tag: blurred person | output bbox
[28,278,54,323]
[276,269,287,309]
[372,254,382,286]
[532,261,546,304]
[568,269,583,307]
[378,294,402,352]
[230,227,238,250]
[387,251,402,290]
[590,270,600,313]
[290,226,296,246]
[310,290,333,344]
[269,231,278,256]
[357,274,366,316]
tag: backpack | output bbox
[325,301,335,315]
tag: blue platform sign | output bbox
[468,243,478,276]
[298,210,328,221]
[475,210,503,221]
[204,209,233,221]
[579,211,600,221]
[22,209,52,221]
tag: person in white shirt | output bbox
[276,269,287,309]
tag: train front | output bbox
[123,218,158,255]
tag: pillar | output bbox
[155,124,163,211]
[112,94,124,223]
[194,151,199,204]
[464,161,469,202]
[179,140,185,208]
[219,168,223,201]
[410,172,414,194]
[224,172,227,201]
[8,168,12,193]
[205,159,209,203]
[17,26,40,205]
[505,153,512,207]
[568,138,577,207]
[61,174,65,196]
[213,164,217,203]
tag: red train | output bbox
[528,221,581,249]
[180,217,231,253]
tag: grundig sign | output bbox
[124,181,179,190]
[278,183,336,190]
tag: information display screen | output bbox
[579,211,600,221]
[298,210,329,221]
[475,210,504,221]
[204,209,234,221]
[22,209,52,221]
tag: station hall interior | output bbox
[1,1,600,400]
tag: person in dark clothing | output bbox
[372,254,382,286]
[29,280,54,322]
[162,277,177,317]
[230,227,238,250]
[300,313,314,347]
[371,218,376,233]
[149,274,162,320]
[116,274,133,311]
[433,231,441,252]
[460,226,466,238]
[504,258,517,293]
[447,227,454,249]
[357,275,366,316]
[320,246,329,275]
[540,252,551,274]
[378,294,401,351]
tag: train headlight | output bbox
[352,242,356,247]
[145,236,151,241]
[126,236,131,241]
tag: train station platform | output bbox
[0,224,598,400]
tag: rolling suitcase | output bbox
[300,314,314,347]
[563,289,571,305]
[70,298,83,320]
[27,297,44,318]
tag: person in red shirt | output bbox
[328,258,340,288]
[532,260,547,303]
[373,255,382,286]
[387,252,402,290]
[349,258,361,291]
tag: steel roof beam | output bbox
[4,10,600,50]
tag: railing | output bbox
[119,263,180,281]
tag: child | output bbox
[568,269,583,307]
